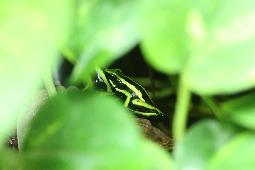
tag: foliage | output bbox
[1,0,255,169]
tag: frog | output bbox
[94,68,164,118]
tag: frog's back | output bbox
[104,69,154,105]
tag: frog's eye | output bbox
[95,68,112,92]
[94,73,107,91]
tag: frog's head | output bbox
[95,68,124,92]
[94,68,111,92]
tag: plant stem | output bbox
[172,77,191,143]
[44,71,57,97]
[202,96,223,120]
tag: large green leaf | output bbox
[222,93,255,129]
[139,140,175,170]
[140,0,221,74]
[17,90,49,150]
[174,120,235,170]
[140,0,190,74]
[0,0,71,145]
[207,133,255,170]
[68,0,140,82]
[140,0,255,94]
[0,149,21,170]
[21,90,173,169]
[184,0,255,94]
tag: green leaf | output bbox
[175,120,235,170]
[140,0,220,74]
[22,142,175,170]
[0,149,21,170]
[140,0,190,74]
[17,90,49,150]
[22,90,141,151]
[139,140,175,170]
[69,0,140,82]
[22,90,173,169]
[222,93,255,129]
[184,0,255,94]
[0,0,71,145]
[140,0,255,94]
[207,133,255,170]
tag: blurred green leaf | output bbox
[22,90,173,170]
[222,93,255,130]
[175,120,235,170]
[207,133,255,170]
[184,0,255,94]
[139,140,175,170]
[0,149,21,170]
[140,0,190,74]
[69,0,140,82]
[140,0,255,95]
[140,0,220,74]
[17,90,49,150]
[0,0,71,145]
[22,90,141,152]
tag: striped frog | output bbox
[94,68,164,118]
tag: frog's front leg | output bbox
[115,88,131,107]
